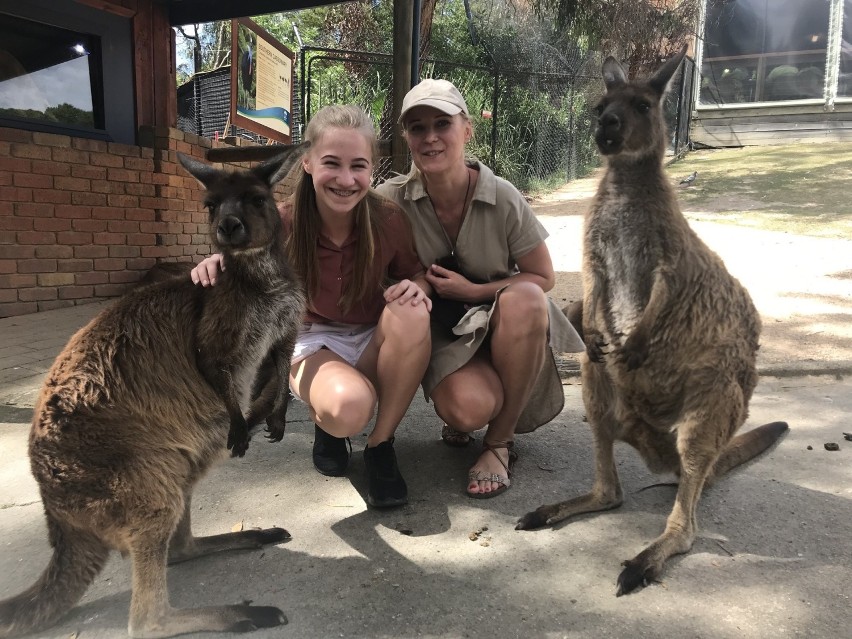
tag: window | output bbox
[0,1,134,144]
[0,13,104,131]
[700,0,832,105]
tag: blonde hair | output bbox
[287,104,384,313]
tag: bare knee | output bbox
[315,381,376,437]
[494,282,548,335]
[434,383,500,432]
[380,300,431,346]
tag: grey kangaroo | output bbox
[0,148,307,638]
[516,47,788,595]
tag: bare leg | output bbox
[356,297,431,446]
[467,282,549,495]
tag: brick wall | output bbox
[0,126,246,318]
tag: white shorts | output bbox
[291,322,377,368]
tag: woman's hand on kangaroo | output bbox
[385,278,432,311]
[425,263,475,301]
[190,254,225,286]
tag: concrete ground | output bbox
[1,181,851,638]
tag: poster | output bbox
[231,18,294,143]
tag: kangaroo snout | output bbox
[216,215,247,245]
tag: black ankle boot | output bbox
[363,438,408,508]
[312,424,351,477]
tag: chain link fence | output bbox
[177,49,694,193]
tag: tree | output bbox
[528,0,702,75]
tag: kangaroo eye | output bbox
[636,102,650,114]
[205,202,218,215]
[252,196,266,208]
[594,104,604,116]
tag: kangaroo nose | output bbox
[217,215,246,244]
[599,112,620,129]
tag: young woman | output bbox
[375,79,584,499]
[191,105,432,508]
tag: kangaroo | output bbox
[0,148,307,638]
[516,47,788,596]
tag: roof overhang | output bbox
[165,0,351,26]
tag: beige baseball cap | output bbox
[399,78,469,123]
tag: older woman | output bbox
[375,79,584,498]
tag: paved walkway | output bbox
[0,201,850,638]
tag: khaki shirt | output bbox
[376,161,584,433]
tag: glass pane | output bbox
[838,0,852,96]
[0,13,102,129]
[701,0,830,105]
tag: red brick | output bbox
[90,154,124,168]
[0,274,37,287]
[14,202,54,218]
[126,257,158,271]
[13,173,52,189]
[0,186,33,202]
[0,173,9,187]
[75,271,109,285]
[57,231,93,245]
[0,289,17,303]
[52,148,89,164]
[33,189,72,205]
[0,157,31,173]
[125,208,155,221]
[92,206,125,220]
[32,132,72,147]
[31,160,71,176]
[91,180,126,195]
[0,217,33,231]
[58,259,93,272]
[141,246,170,258]
[59,285,94,300]
[0,245,36,259]
[94,283,128,297]
[124,157,154,171]
[34,218,72,232]
[37,273,74,286]
[0,128,33,143]
[94,258,126,271]
[0,302,38,317]
[74,245,108,258]
[126,233,156,246]
[73,219,108,232]
[70,164,107,180]
[35,245,73,259]
[55,204,92,219]
[10,144,51,160]
[72,138,108,153]
[0,230,15,244]
[109,245,140,258]
[108,220,139,233]
[107,195,140,209]
[17,231,56,245]
[38,299,75,312]
[93,232,125,245]
[72,192,108,206]
[16,260,57,274]
[107,168,140,183]
[0,201,12,216]
[125,183,157,197]
[108,142,141,157]
[0,260,16,274]
[54,177,91,192]
[139,196,169,209]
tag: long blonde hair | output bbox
[287,104,384,314]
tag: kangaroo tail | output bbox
[0,516,110,638]
[709,421,789,483]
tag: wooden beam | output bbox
[74,0,137,18]
[207,139,392,163]
[391,0,413,175]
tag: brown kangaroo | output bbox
[0,148,307,638]
[516,47,788,595]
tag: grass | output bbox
[666,142,852,239]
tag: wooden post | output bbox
[391,0,413,175]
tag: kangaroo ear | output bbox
[649,44,688,96]
[602,57,627,91]
[177,153,221,188]
[253,141,312,186]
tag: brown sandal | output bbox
[441,423,473,447]
[466,441,517,499]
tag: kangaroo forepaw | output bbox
[227,605,288,632]
[615,559,657,596]
[586,333,609,363]
[264,412,286,442]
[619,334,648,370]
[228,425,250,458]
